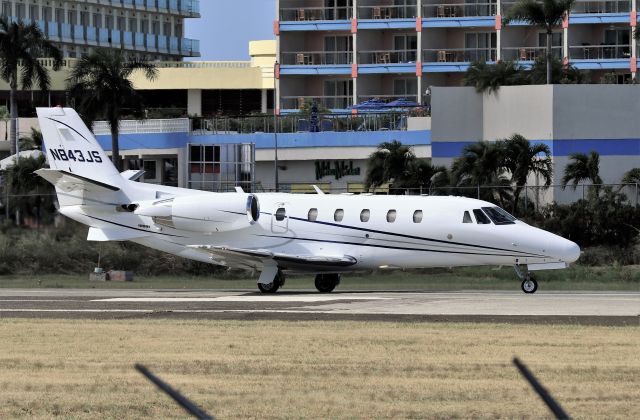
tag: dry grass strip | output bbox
[0,319,638,419]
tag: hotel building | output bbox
[275,0,637,112]
[0,0,200,60]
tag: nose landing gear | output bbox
[257,268,285,293]
[514,265,538,294]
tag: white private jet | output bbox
[34,107,580,294]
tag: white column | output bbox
[495,0,501,62]
[261,89,268,113]
[187,89,202,116]
[275,0,280,112]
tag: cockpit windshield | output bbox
[481,207,516,225]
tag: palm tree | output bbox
[364,140,416,192]
[67,48,158,170]
[528,56,585,84]
[504,0,576,84]
[502,134,553,214]
[463,60,527,93]
[621,168,640,186]
[400,160,449,194]
[19,127,43,150]
[451,141,512,206]
[561,151,603,198]
[0,18,62,156]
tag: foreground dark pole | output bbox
[513,357,570,420]
[135,364,214,420]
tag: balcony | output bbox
[423,48,497,62]
[359,50,418,64]
[358,4,417,19]
[569,44,630,69]
[423,2,498,18]
[501,46,562,62]
[85,0,200,16]
[280,51,353,75]
[571,0,630,14]
[281,96,352,111]
[280,6,352,21]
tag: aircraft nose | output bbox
[560,240,581,263]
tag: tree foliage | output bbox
[0,18,62,155]
[463,61,527,93]
[67,48,158,170]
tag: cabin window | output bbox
[463,211,472,223]
[334,209,344,222]
[473,209,491,224]
[275,207,286,221]
[482,207,516,225]
[308,208,318,221]
[413,210,423,223]
[386,209,397,223]
[360,209,370,222]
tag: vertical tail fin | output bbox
[36,107,125,206]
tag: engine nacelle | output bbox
[135,193,260,233]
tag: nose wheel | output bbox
[258,270,285,293]
[514,265,538,294]
[521,277,538,294]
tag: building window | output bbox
[29,4,39,20]
[393,78,418,99]
[464,32,497,61]
[188,143,255,192]
[334,209,344,222]
[143,160,158,183]
[413,210,423,223]
[360,209,370,222]
[308,208,318,221]
[387,210,397,223]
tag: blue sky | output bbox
[186,0,276,60]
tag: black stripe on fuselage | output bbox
[87,215,186,238]
[232,208,547,258]
[256,234,544,259]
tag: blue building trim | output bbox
[279,21,351,31]
[422,17,495,28]
[357,19,416,29]
[280,65,352,75]
[424,62,480,72]
[432,139,640,158]
[358,63,416,74]
[571,59,629,70]
[570,13,629,25]
[97,131,431,151]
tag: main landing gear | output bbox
[315,274,341,293]
[258,270,285,294]
[514,264,538,294]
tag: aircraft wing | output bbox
[188,245,357,271]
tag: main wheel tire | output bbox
[521,277,538,294]
[315,274,340,293]
[258,271,284,294]
[258,281,279,293]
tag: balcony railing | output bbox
[359,50,418,64]
[423,2,498,18]
[281,96,352,110]
[281,51,353,65]
[568,44,630,59]
[357,5,417,19]
[571,0,630,14]
[423,48,497,62]
[502,46,562,61]
[280,6,352,21]
[87,0,200,15]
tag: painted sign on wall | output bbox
[315,160,361,180]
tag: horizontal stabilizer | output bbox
[87,227,150,242]
[121,169,145,181]
[36,169,120,193]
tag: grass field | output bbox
[0,319,638,419]
[1,265,639,291]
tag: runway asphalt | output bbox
[0,289,638,325]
